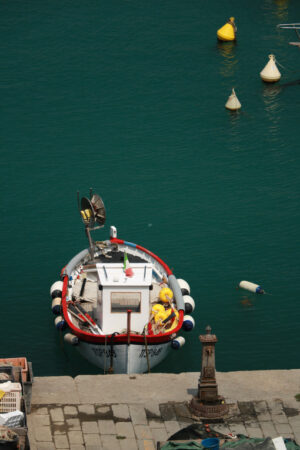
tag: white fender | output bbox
[51,297,62,315]
[182,315,195,332]
[64,333,79,345]
[54,315,66,330]
[176,279,190,296]
[50,281,63,299]
[171,336,185,350]
[183,295,195,314]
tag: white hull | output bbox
[77,340,171,374]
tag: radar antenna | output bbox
[77,189,106,260]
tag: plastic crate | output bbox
[0,382,22,413]
[0,366,14,383]
[0,358,28,382]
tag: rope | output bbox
[143,329,151,373]
[275,58,297,73]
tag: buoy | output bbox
[260,55,281,83]
[183,295,195,314]
[51,297,62,315]
[239,280,265,294]
[225,88,241,110]
[50,281,63,299]
[159,287,173,303]
[171,336,185,350]
[182,315,195,332]
[54,315,67,330]
[217,17,236,41]
[151,304,165,316]
[64,333,79,345]
[177,279,190,296]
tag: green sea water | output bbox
[1,0,299,376]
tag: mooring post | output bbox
[190,325,228,418]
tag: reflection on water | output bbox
[262,0,289,22]
[262,83,282,141]
[217,41,238,78]
[274,0,289,22]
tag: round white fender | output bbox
[177,279,190,296]
[51,297,62,315]
[54,315,67,330]
[183,295,195,314]
[64,333,79,345]
[182,315,195,332]
[50,281,63,299]
[171,336,185,350]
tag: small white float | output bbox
[225,88,241,111]
[260,55,281,83]
[239,280,265,294]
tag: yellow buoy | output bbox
[159,287,173,303]
[217,17,236,41]
[225,88,241,111]
[260,54,281,83]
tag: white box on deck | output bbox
[96,263,153,334]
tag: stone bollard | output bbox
[189,325,229,419]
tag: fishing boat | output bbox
[50,190,196,374]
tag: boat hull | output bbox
[76,340,171,374]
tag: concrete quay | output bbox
[27,369,300,450]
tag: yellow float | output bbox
[217,17,236,41]
[154,307,179,332]
[159,287,173,303]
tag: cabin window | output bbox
[111,292,141,313]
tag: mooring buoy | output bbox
[239,280,265,294]
[260,55,281,83]
[225,88,241,111]
[217,17,237,41]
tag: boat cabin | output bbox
[96,262,153,334]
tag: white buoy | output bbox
[225,88,241,110]
[260,55,281,83]
[239,280,264,294]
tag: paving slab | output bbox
[112,403,131,420]
[130,404,148,425]
[119,437,139,450]
[101,434,121,450]
[134,424,153,440]
[98,419,117,434]
[54,433,69,449]
[138,440,156,450]
[116,421,135,438]
[32,376,79,404]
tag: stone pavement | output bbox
[27,370,300,449]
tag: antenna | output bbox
[78,190,106,260]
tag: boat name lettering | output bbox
[91,348,116,358]
[139,348,162,358]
